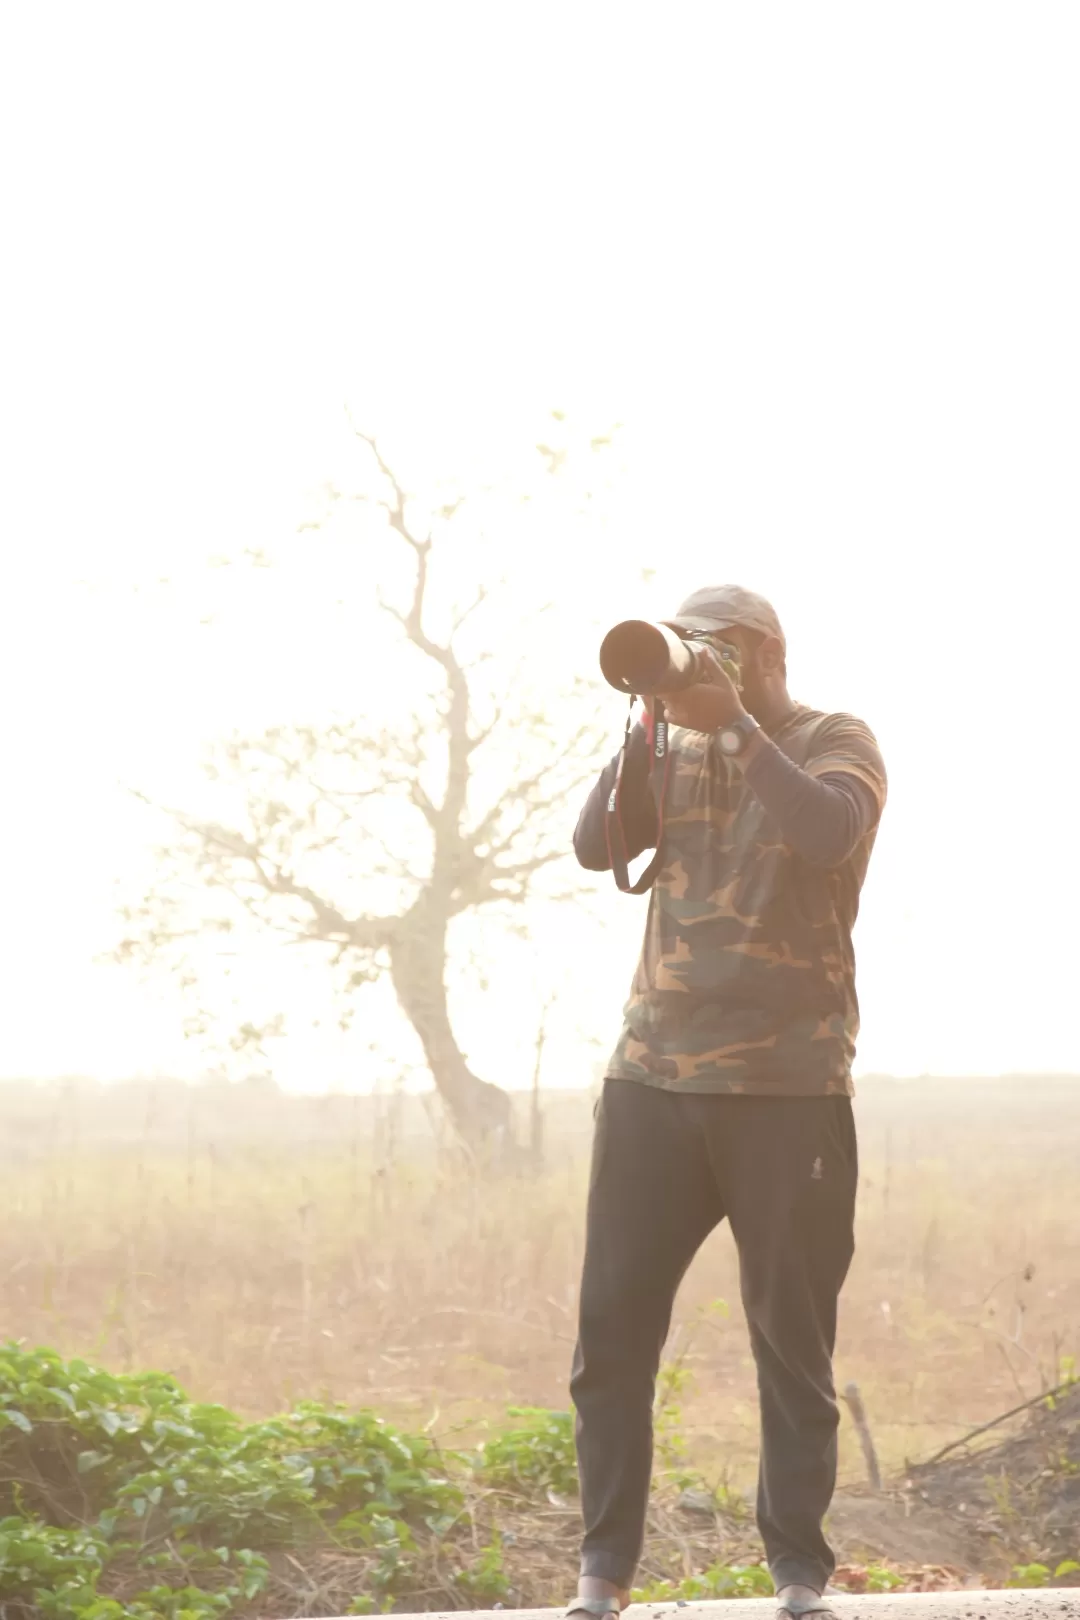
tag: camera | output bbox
[599,620,733,697]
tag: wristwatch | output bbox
[717,714,760,757]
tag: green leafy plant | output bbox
[1008,1559,1080,1588]
[475,1407,578,1497]
[256,1401,459,1524]
[0,1344,464,1618]
[97,1584,235,1620]
[865,1564,904,1592]
[633,1561,774,1601]
[0,1517,108,1620]
[355,1513,419,1600]
[451,1533,513,1604]
[653,1360,694,1469]
[1009,1561,1050,1587]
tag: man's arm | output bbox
[573,720,659,871]
[738,716,887,868]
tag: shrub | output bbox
[474,1407,577,1497]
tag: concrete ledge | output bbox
[313,1597,1079,1620]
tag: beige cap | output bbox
[667,584,785,648]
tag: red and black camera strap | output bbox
[605,697,672,895]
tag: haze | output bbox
[2,6,1077,1088]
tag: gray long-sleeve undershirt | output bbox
[573,722,877,873]
[741,730,876,866]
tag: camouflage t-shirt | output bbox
[607,706,887,1096]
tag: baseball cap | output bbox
[666,584,785,649]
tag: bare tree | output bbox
[116,426,610,1153]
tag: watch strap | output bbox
[719,714,760,754]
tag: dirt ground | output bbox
[826,1382,1080,1584]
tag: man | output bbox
[567,585,887,1620]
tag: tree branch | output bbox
[450,584,490,638]
[488,848,567,901]
[351,429,424,549]
[468,717,605,852]
[171,809,402,954]
[466,701,505,754]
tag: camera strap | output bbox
[605,698,672,894]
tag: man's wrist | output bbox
[730,725,767,771]
[716,711,763,767]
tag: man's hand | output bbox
[660,648,746,732]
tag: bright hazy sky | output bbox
[1,6,1078,1089]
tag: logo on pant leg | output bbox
[811,1156,823,1180]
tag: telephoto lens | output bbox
[598,620,715,696]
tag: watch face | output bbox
[718,729,742,756]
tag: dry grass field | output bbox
[2,1073,1078,1501]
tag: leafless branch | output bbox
[167,808,402,954]
[350,428,427,549]
[490,848,566,894]
[450,584,490,638]
[917,1376,1080,1468]
[466,703,505,754]
[469,717,605,851]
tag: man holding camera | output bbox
[568,585,887,1620]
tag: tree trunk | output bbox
[389,922,513,1154]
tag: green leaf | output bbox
[1055,1561,1080,1578]
[1009,1562,1050,1588]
